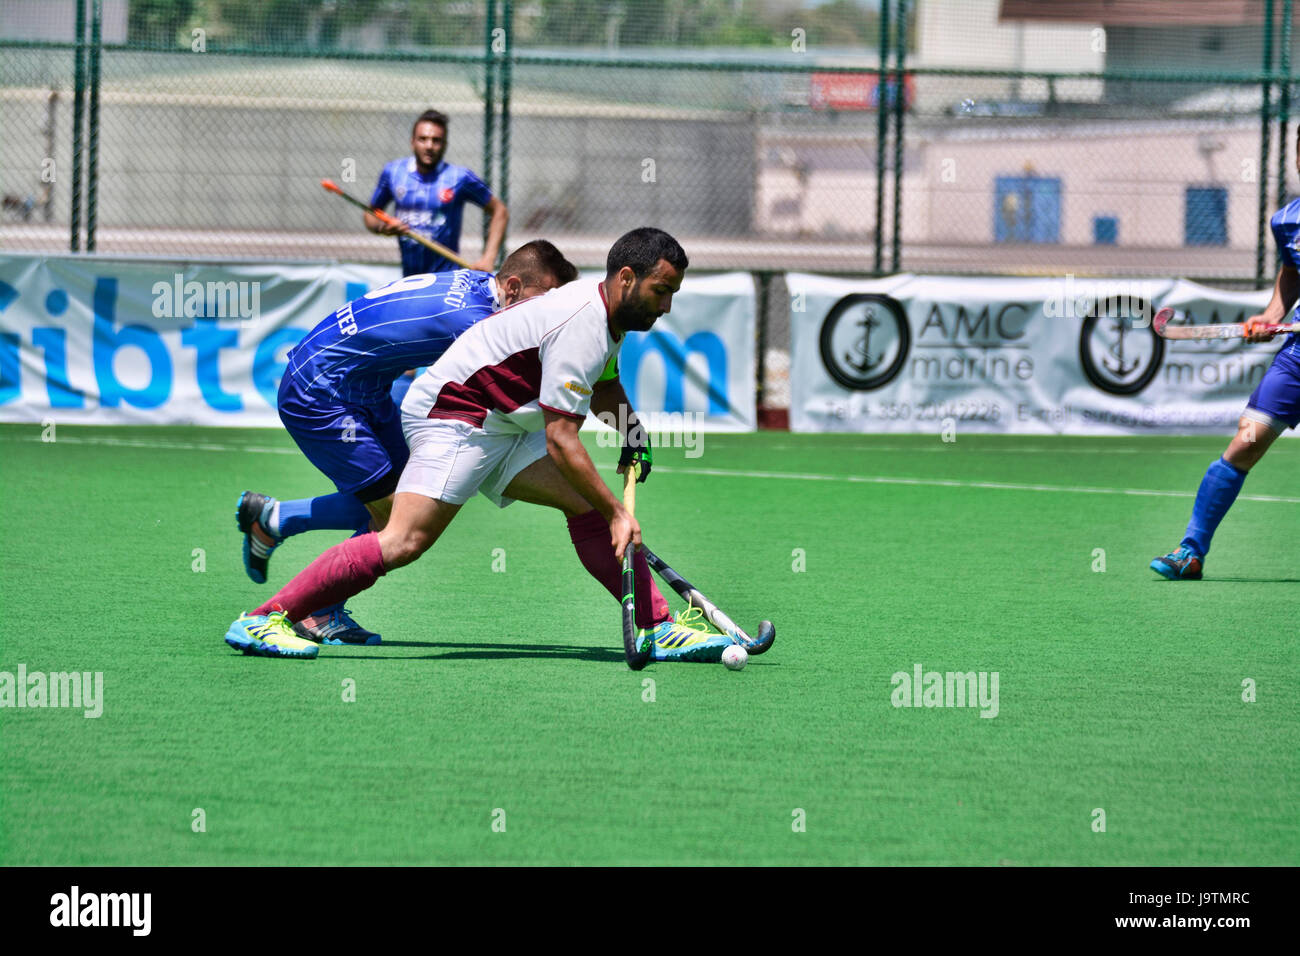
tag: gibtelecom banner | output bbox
[789,273,1279,435]
[0,256,754,429]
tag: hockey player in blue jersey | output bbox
[237,240,577,643]
[365,109,509,276]
[1152,127,1300,581]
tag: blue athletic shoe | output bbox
[1150,545,1203,581]
[236,491,281,585]
[640,609,735,663]
[292,607,382,646]
[224,611,319,659]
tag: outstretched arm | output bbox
[544,410,639,561]
[591,379,652,482]
[473,197,510,271]
[1245,263,1300,340]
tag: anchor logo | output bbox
[1079,298,1163,396]
[820,294,911,391]
[845,308,883,373]
[1102,316,1140,378]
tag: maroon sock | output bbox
[254,532,386,621]
[566,509,670,629]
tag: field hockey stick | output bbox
[641,547,775,655]
[620,463,653,670]
[320,178,477,270]
[1152,307,1300,340]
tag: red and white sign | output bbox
[810,72,914,111]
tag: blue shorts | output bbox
[277,378,410,501]
[1244,336,1300,432]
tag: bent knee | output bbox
[1226,421,1278,470]
[379,528,434,568]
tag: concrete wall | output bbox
[757,118,1270,251]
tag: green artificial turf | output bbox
[0,425,1296,865]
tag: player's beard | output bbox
[415,148,444,172]
[612,298,660,334]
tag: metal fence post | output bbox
[70,0,86,252]
[891,0,907,273]
[499,0,512,267]
[1258,0,1275,287]
[86,0,101,252]
[874,0,891,274]
[1277,0,1293,214]
[483,0,497,246]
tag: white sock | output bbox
[265,500,281,538]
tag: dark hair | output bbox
[412,110,448,136]
[499,239,578,288]
[605,227,688,279]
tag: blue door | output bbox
[994,175,1061,243]
[1185,187,1227,246]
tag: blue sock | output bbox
[276,492,372,539]
[1181,457,1247,558]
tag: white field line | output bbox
[652,466,1300,504]
[5,431,1298,504]
[0,433,301,456]
[763,443,1258,456]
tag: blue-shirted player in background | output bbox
[367,108,511,408]
[365,109,509,277]
[1151,126,1300,580]
[237,240,576,644]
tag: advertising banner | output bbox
[789,272,1278,435]
[0,256,755,430]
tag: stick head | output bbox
[746,620,776,655]
[1152,307,1174,337]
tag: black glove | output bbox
[619,417,653,483]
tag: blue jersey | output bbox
[282,270,500,407]
[370,157,493,275]
[1269,199,1300,357]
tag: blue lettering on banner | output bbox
[252,327,305,408]
[181,318,242,412]
[620,329,729,415]
[93,278,173,409]
[32,327,84,408]
[0,281,19,405]
[0,332,18,406]
[0,262,750,425]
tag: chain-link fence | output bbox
[2,0,1298,285]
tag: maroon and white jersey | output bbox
[401,278,618,434]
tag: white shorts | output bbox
[397,415,548,508]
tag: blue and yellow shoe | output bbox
[293,606,382,646]
[1150,545,1203,581]
[237,491,281,585]
[224,611,319,659]
[640,607,735,663]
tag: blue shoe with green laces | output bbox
[640,607,735,663]
[224,611,319,659]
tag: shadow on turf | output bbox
[320,641,626,663]
[1189,576,1300,584]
